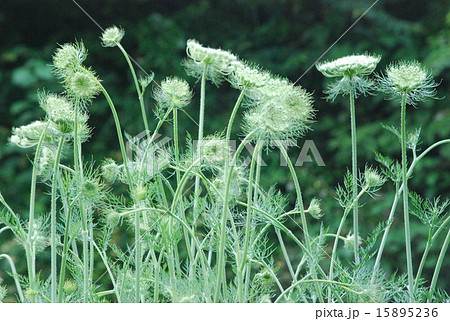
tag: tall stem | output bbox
[214,131,255,302]
[193,69,207,215]
[117,44,150,134]
[428,228,450,301]
[349,84,359,264]
[238,140,261,302]
[50,137,65,302]
[401,93,414,301]
[26,126,47,297]
[372,139,450,280]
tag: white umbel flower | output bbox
[316,54,381,78]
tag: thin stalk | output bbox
[349,84,360,264]
[117,44,150,134]
[275,279,363,303]
[50,137,65,302]
[0,254,25,302]
[26,126,47,293]
[372,138,450,280]
[73,98,89,302]
[428,228,450,301]
[193,68,207,215]
[400,93,414,300]
[58,207,73,302]
[275,228,296,281]
[328,184,369,302]
[414,214,450,291]
[214,131,255,302]
[277,142,324,302]
[238,140,261,302]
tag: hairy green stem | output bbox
[117,44,150,134]
[428,228,450,301]
[0,254,25,302]
[349,84,360,264]
[50,137,65,302]
[400,94,414,301]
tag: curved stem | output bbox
[415,214,450,291]
[214,131,255,302]
[275,279,363,303]
[0,254,25,302]
[117,44,150,134]
[372,138,450,279]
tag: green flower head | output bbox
[66,67,101,100]
[101,26,125,47]
[153,77,192,109]
[52,42,86,72]
[378,61,438,105]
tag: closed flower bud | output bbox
[307,198,323,219]
[66,67,101,100]
[101,158,121,183]
[63,280,78,295]
[53,43,86,72]
[81,177,104,202]
[316,54,380,78]
[101,26,125,47]
[153,77,192,109]
[364,168,384,187]
[343,232,362,250]
[133,185,147,202]
[25,287,37,299]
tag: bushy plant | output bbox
[0,29,448,303]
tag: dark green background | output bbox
[0,0,449,299]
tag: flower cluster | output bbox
[316,53,381,101]
[184,39,238,85]
[153,77,192,110]
[101,26,125,47]
[243,79,314,142]
[377,61,438,105]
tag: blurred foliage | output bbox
[0,0,449,297]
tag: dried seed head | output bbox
[66,67,101,100]
[101,26,125,47]
[307,198,323,220]
[153,77,192,109]
[53,43,86,71]
[316,54,381,78]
